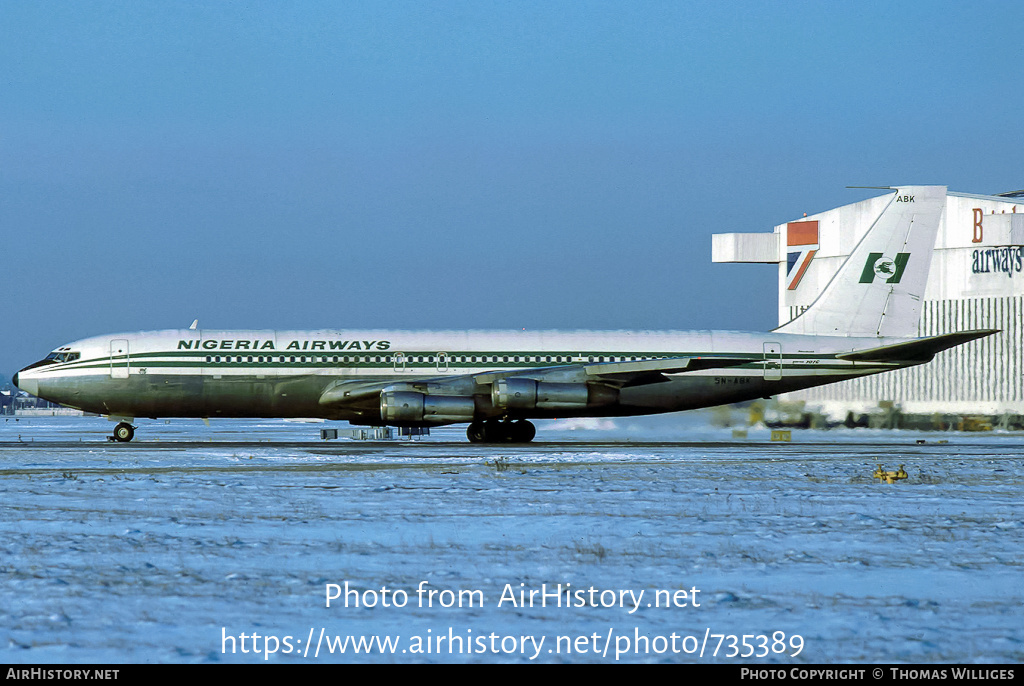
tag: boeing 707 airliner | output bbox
[13,186,994,442]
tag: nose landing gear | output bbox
[110,422,135,442]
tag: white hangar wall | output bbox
[712,188,1024,416]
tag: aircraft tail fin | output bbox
[774,185,946,338]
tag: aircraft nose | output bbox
[13,368,39,397]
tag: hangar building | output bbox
[712,187,1024,423]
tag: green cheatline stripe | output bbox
[42,347,891,378]
[47,359,879,375]
[44,353,866,373]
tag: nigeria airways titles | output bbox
[14,187,996,443]
[178,339,392,351]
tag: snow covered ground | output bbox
[1,414,1021,663]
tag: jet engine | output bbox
[380,391,475,424]
[491,378,617,411]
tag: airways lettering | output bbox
[179,338,392,351]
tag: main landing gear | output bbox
[466,419,536,444]
[110,422,135,442]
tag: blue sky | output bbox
[2,0,1022,377]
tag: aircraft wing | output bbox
[468,355,753,391]
[318,355,753,410]
[581,355,752,386]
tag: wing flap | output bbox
[583,356,751,385]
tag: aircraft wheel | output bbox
[113,422,135,442]
[467,422,487,443]
[467,420,535,443]
[512,420,536,443]
[485,420,509,442]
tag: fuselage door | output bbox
[763,342,782,381]
[110,339,130,379]
[393,352,406,373]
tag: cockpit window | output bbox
[44,351,81,363]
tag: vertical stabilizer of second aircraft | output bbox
[774,185,946,338]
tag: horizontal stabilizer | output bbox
[837,329,998,363]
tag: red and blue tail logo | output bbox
[786,221,818,290]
